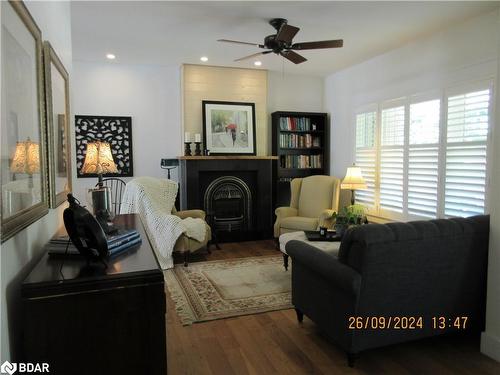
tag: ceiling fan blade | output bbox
[292,39,344,50]
[280,50,307,64]
[218,39,264,48]
[276,24,300,43]
[234,51,271,62]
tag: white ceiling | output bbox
[71,1,499,77]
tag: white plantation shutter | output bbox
[352,82,492,221]
[355,112,376,207]
[380,106,404,213]
[445,88,490,217]
[408,100,440,218]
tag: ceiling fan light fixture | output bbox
[200,56,208,62]
[106,53,116,60]
[218,18,343,65]
[254,61,262,66]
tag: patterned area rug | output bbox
[165,255,292,325]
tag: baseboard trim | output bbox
[481,331,500,362]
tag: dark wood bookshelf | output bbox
[272,111,329,207]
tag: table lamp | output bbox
[341,164,367,205]
[10,138,40,188]
[81,141,118,223]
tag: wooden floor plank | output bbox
[167,240,500,375]
[226,316,281,374]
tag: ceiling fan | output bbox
[217,18,343,64]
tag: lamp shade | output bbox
[81,141,118,175]
[341,166,367,190]
[10,139,40,174]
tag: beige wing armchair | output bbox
[172,206,212,266]
[274,175,340,238]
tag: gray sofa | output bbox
[286,215,489,366]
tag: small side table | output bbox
[279,231,341,270]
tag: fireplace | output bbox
[178,156,276,241]
[204,176,252,233]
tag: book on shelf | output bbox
[279,117,316,132]
[280,154,323,169]
[279,133,320,148]
[48,228,142,258]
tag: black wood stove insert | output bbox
[178,156,276,241]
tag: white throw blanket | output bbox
[120,177,206,269]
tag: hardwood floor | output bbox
[167,240,500,374]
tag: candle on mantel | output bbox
[195,133,201,143]
[184,132,191,143]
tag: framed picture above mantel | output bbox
[202,101,256,155]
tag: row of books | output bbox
[280,155,323,169]
[279,117,316,131]
[279,133,321,148]
[47,228,142,258]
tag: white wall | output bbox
[71,65,323,195]
[324,10,498,178]
[71,62,182,200]
[268,71,324,114]
[481,10,500,363]
[0,0,72,361]
[267,71,324,155]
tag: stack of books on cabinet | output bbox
[272,111,329,207]
[47,228,142,258]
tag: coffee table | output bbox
[278,231,341,270]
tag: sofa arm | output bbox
[174,209,206,220]
[286,240,361,296]
[274,206,298,237]
[318,209,337,228]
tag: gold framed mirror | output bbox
[1,0,48,242]
[43,41,71,208]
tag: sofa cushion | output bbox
[280,216,318,231]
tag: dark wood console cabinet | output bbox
[20,214,167,375]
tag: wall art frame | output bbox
[43,41,72,208]
[1,0,49,243]
[202,101,256,155]
[74,115,133,178]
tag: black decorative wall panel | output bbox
[75,115,133,178]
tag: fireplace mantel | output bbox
[178,156,278,160]
[178,156,276,240]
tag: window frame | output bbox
[378,98,407,221]
[353,80,494,221]
[353,104,378,214]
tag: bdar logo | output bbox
[0,361,17,375]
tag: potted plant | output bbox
[333,204,367,237]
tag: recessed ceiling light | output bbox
[254,61,262,66]
[200,56,208,62]
[106,53,116,60]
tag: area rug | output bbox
[164,255,292,325]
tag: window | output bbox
[355,111,376,207]
[408,99,440,218]
[444,89,490,217]
[354,83,492,220]
[380,105,405,213]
